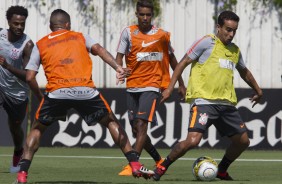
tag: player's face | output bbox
[136,7,153,32]
[8,14,26,37]
[216,19,238,45]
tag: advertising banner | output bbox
[26,88,282,150]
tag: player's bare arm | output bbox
[237,67,263,107]
[169,52,186,100]
[116,52,131,81]
[91,43,126,84]
[26,70,43,101]
[116,53,124,67]
[161,54,193,103]
[91,43,120,69]
[0,40,34,82]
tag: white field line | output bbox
[0,154,282,162]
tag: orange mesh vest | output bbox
[37,30,95,92]
[126,25,170,89]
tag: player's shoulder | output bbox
[194,34,215,46]
[203,34,216,41]
[158,27,170,35]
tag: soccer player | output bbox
[0,5,34,173]
[15,9,153,184]
[153,10,263,181]
[116,0,186,176]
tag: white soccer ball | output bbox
[192,156,218,181]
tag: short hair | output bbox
[6,6,28,20]
[217,11,239,26]
[50,9,70,24]
[136,0,154,12]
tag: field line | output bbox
[0,154,282,162]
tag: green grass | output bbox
[1,147,281,184]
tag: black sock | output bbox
[14,148,23,156]
[19,159,31,172]
[218,156,233,173]
[161,156,173,169]
[147,147,161,162]
[124,151,140,162]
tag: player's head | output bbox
[216,11,240,45]
[135,0,154,32]
[6,6,28,37]
[50,9,71,32]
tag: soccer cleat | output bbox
[129,161,154,179]
[153,165,167,181]
[14,171,28,184]
[10,150,23,173]
[118,164,132,176]
[155,158,165,168]
[216,172,234,180]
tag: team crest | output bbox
[133,29,139,35]
[198,113,208,125]
[10,48,20,60]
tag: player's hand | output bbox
[160,88,172,103]
[249,91,263,108]
[123,67,132,77]
[177,85,186,101]
[115,65,127,85]
[116,66,132,85]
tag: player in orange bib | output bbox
[15,9,153,184]
[116,0,185,176]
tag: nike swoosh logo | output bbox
[48,31,68,39]
[142,40,159,47]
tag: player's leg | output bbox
[215,105,250,180]
[133,91,159,155]
[79,94,154,179]
[131,118,148,154]
[143,136,164,165]
[101,111,132,153]
[153,132,203,181]
[16,96,67,184]
[153,104,212,181]
[217,131,249,180]
[16,121,47,184]
[8,118,24,173]
[119,127,163,176]
[4,96,28,173]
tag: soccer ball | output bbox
[192,156,218,181]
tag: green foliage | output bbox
[216,0,237,11]
[76,0,98,26]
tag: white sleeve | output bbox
[116,27,130,54]
[83,33,97,52]
[236,52,246,70]
[25,45,41,71]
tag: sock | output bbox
[19,159,31,172]
[147,147,161,162]
[218,156,233,173]
[161,156,173,169]
[14,148,23,156]
[124,151,140,162]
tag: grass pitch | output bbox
[0,147,281,184]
